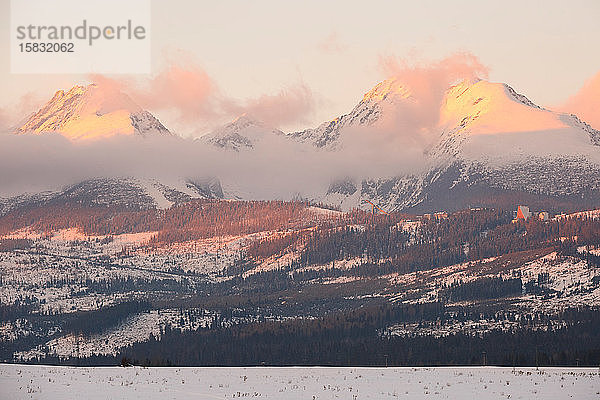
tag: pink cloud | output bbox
[317,32,346,54]
[380,52,488,81]
[379,53,489,110]
[222,84,315,128]
[0,108,9,132]
[0,92,46,133]
[90,65,219,136]
[90,61,314,134]
[88,73,129,93]
[559,70,600,129]
[374,52,489,142]
[140,64,216,122]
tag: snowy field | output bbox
[1,365,598,399]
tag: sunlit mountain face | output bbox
[17,83,172,141]
[439,79,564,134]
[431,79,600,159]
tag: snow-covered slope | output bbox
[430,79,599,161]
[1,365,597,400]
[320,78,600,212]
[0,177,223,214]
[200,114,284,151]
[17,84,172,140]
[290,78,412,148]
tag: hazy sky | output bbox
[1,0,599,135]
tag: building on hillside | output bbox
[512,206,551,223]
[512,205,532,222]
[422,212,448,221]
[516,205,532,220]
[433,212,448,220]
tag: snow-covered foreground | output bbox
[1,364,598,399]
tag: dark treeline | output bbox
[0,300,151,361]
[245,231,306,260]
[298,209,500,271]
[0,296,40,320]
[440,277,523,302]
[0,238,32,251]
[61,300,151,336]
[83,277,196,295]
[282,209,504,278]
[40,305,600,367]
[560,246,600,268]
[290,210,600,278]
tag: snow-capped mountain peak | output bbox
[361,78,413,103]
[201,113,283,151]
[290,78,414,148]
[439,79,565,135]
[225,113,267,132]
[17,83,172,141]
[314,78,600,212]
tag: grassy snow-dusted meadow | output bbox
[1,364,598,399]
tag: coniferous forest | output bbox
[1,200,600,367]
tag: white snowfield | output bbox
[0,365,598,399]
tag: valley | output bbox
[1,199,599,366]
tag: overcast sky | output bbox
[0,0,599,135]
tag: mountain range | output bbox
[7,78,600,214]
[314,78,600,212]
[17,83,172,140]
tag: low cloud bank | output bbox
[559,70,600,130]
